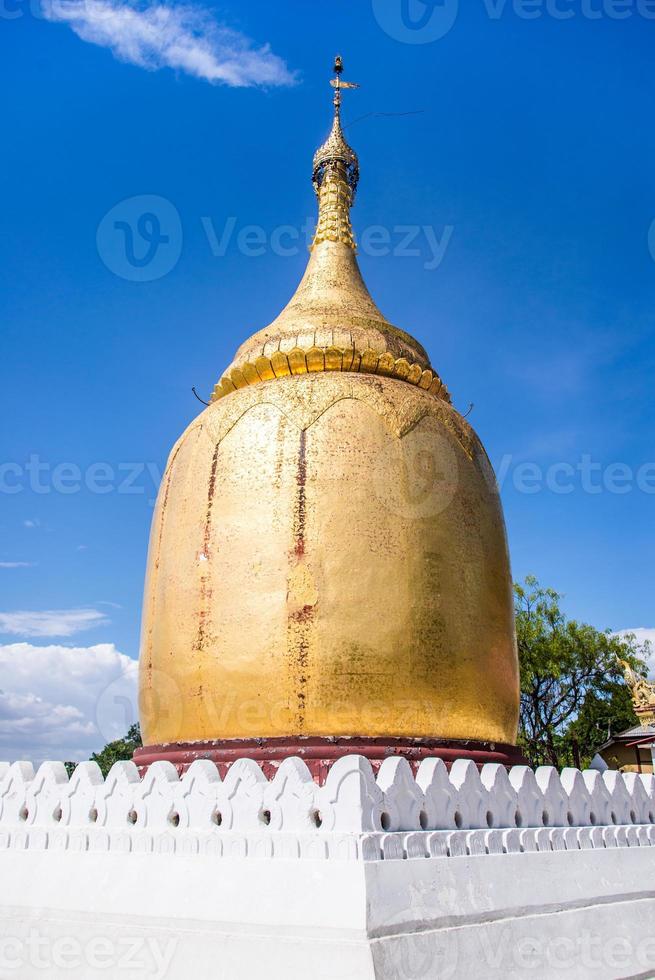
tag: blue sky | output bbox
[1,0,654,759]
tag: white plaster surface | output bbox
[1,756,655,979]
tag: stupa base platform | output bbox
[133,735,527,780]
[3,833,655,979]
[2,753,655,978]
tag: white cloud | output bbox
[0,562,35,569]
[41,0,297,88]
[615,628,655,676]
[0,608,109,638]
[23,519,40,529]
[0,642,138,763]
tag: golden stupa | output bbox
[137,59,520,767]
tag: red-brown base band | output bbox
[133,736,528,783]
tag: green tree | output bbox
[567,684,638,768]
[90,723,142,777]
[515,576,648,769]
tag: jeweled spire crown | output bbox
[311,56,360,250]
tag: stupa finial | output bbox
[311,56,360,248]
[210,56,441,407]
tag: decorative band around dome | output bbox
[211,346,451,403]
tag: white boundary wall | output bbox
[1,756,655,979]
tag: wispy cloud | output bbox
[41,0,297,88]
[0,608,109,638]
[23,519,40,529]
[0,562,36,569]
[616,627,655,648]
[615,628,655,676]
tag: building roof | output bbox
[598,724,655,753]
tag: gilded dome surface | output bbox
[139,373,518,746]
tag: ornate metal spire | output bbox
[311,56,360,250]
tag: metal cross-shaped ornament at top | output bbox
[330,55,359,111]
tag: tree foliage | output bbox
[90,723,142,777]
[515,576,649,769]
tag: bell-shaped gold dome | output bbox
[138,60,520,755]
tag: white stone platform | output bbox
[1,755,655,978]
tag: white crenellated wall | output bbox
[0,755,654,860]
[3,755,655,979]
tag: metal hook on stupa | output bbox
[191,386,210,407]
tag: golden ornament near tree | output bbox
[620,660,655,728]
[136,59,521,773]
